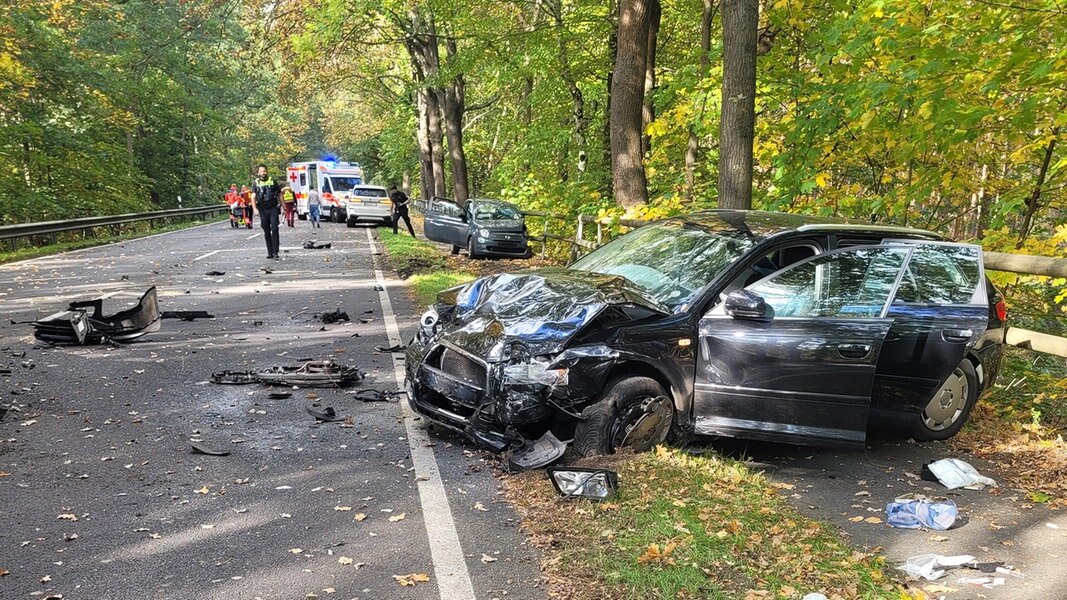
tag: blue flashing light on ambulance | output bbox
[286,160,364,223]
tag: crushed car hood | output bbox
[433,268,669,357]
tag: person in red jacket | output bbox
[225,185,241,228]
[240,185,253,229]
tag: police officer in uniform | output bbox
[251,164,282,259]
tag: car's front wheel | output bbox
[911,359,978,441]
[574,376,674,456]
[467,237,481,259]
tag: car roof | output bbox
[669,209,943,242]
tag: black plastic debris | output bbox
[375,344,406,353]
[211,360,364,388]
[319,310,349,324]
[189,438,231,456]
[373,284,384,291]
[350,389,400,403]
[507,431,567,471]
[306,405,346,422]
[33,287,161,345]
[162,311,214,321]
[303,241,332,250]
[205,271,225,276]
[268,391,292,399]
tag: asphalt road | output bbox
[0,219,545,600]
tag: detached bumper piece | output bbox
[211,360,365,388]
[33,286,161,345]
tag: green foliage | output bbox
[0,1,320,225]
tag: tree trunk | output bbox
[1016,132,1057,248]
[415,90,435,201]
[610,0,657,209]
[442,40,469,202]
[717,0,758,210]
[685,0,715,203]
[425,87,447,198]
[641,0,661,157]
[603,1,618,175]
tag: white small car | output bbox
[344,185,392,227]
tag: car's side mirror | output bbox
[724,290,773,321]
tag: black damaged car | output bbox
[404,210,1006,469]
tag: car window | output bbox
[571,221,756,309]
[431,199,462,218]
[473,202,522,220]
[888,243,983,305]
[745,246,911,319]
[353,187,387,197]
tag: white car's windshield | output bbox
[570,221,755,308]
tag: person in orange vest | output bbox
[281,185,297,228]
[239,185,253,229]
[225,185,241,228]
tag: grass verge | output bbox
[376,230,476,307]
[0,217,225,265]
[506,447,901,600]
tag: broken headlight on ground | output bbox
[547,467,619,500]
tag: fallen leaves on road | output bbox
[195,486,210,494]
[57,514,78,522]
[473,502,489,512]
[338,556,352,565]
[480,553,497,563]
[353,513,367,522]
[393,573,430,586]
[388,513,406,522]
[333,506,351,512]
[289,548,303,554]
[929,534,949,542]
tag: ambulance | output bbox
[286,160,364,223]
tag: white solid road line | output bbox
[245,232,260,240]
[365,228,477,600]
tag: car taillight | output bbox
[995,299,1007,322]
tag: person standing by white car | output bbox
[307,188,321,228]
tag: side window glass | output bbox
[896,245,982,305]
[299,173,307,186]
[746,246,910,319]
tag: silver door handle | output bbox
[837,343,872,358]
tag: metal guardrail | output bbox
[0,205,229,250]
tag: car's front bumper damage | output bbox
[405,335,620,466]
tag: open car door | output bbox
[423,198,466,246]
[692,245,913,447]
[873,241,990,435]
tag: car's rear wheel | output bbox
[574,376,674,456]
[911,359,978,441]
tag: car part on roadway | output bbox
[306,405,347,422]
[188,438,231,456]
[210,360,365,388]
[303,241,332,249]
[508,431,567,471]
[162,311,214,321]
[911,360,978,441]
[33,286,161,345]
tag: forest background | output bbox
[2,0,1065,263]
